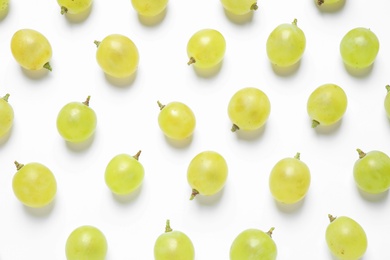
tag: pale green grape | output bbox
[157,101,196,140]
[10,29,52,71]
[95,34,139,78]
[56,96,97,143]
[230,228,277,260]
[105,151,144,195]
[187,29,226,69]
[384,85,390,118]
[315,0,343,7]
[340,27,379,69]
[131,0,168,16]
[220,0,258,15]
[0,0,9,18]
[307,83,347,128]
[227,87,270,132]
[266,19,306,67]
[12,161,57,208]
[154,220,195,260]
[353,149,390,194]
[65,225,107,260]
[269,153,310,204]
[0,94,14,138]
[187,150,228,200]
[57,0,93,15]
[326,214,367,260]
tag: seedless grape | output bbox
[0,0,9,18]
[131,0,168,17]
[0,94,14,138]
[315,0,343,7]
[57,0,93,15]
[220,0,258,16]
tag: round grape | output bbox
[0,0,9,18]
[384,85,390,118]
[315,0,343,7]
[131,0,168,17]
[0,94,14,139]
[220,0,258,16]
[57,0,93,15]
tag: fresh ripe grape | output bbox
[314,0,343,7]
[157,101,196,140]
[57,0,93,15]
[154,220,195,260]
[325,214,367,260]
[353,149,390,194]
[187,29,226,69]
[384,85,390,118]
[227,87,271,132]
[187,150,228,200]
[340,27,379,69]
[95,34,139,78]
[10,29,52,71]
[131,0,168,17]
[105,151,145,195]
[269,153,310,204]
[230,228,277,260]
[266,19,306,67]
[307,83,347,128]
[56,96,97,143]
[220,0,258,16]
[0,0,9,18]
[65,225,108,260]
[12,161,57,208]
[0,94,14,138]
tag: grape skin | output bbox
[384,85,390,118]
[0,0,9,18]
[0,94,14,138]
[131,0,168,17]
[220,0,258,16]
[315,0,343,6]
[57,0,93,15]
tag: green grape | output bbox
[65,225,108,260]
[0,0,9,18]
[353,149,390,194]
[105,151,145,195]
[0,94,14,138]
[12,161,57,208]
[154,220,195,260]
[187,150,228,200]
[10,29,52,71]
[57,0,93,15]
[220,0,258,16]
[325,214,367,260]
[227,87,270,132]
[230,228,277,260]
[384,85,390,118]
[56,96,97,143]
[307,83,347,128]
[131,0,168,17]
[95,34,139,78]
[340,27,379,69]
[266,19,306,67]
[157,101,196,140]
[187,29,226,69]
[314,0,343,7]
[269,153,310,204]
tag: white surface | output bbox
[0,0,389,259]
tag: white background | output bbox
[0,0,389,259]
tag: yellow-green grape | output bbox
[131,0,168,17]
[57,0,93,15]
[0,0,9,18]
[56,96,97,143]
[187,150,228,200]
[269,153,310,204]
[307,83,347,128]
[0,94,14,138]
[10,29,52,71]
[353,149,390,194]
[266,19,306,67]
[12,161,57,208]
[95,34,139,78]
[315,0,343,6]
[157,101,196,140]
[340,27,379,69]
[187,29,226,69]
[384,85,390,118]
[326,214,367,260]
[230,228,277,260]
[154,220,195,260]
[65,225,108,260]
[220,0,258,15]
[105,151,144,195]
[227,87,271,132]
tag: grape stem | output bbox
[292,18,298,26]
[386,85,390,93]
[328,214,337,222]
[133,150,142,160]
[231,124,240,132]
[165,219,173,233]
[187,57,196,66]
[60,6,68,15]
[83,96,91,106]
[190,189,199,200]
[357,149,366,159]
[311,120,320,128]
[94,40,101,48]
[14,161,24,171]
[294,152,301,160]
[250,2,258,11]
[2,93,10,102]
[157,101,165,110]
[43,62,52,71]
[267,227,275,238]
[317,0,324,6]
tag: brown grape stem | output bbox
[43,62,52,71]
[133,150,142,160]
[294,152,301,160]
[250,3,258,11]
[311,120,320,128]
[187,57,196,66]
[231,124,240,132]
[267,227,275,238]
[317,0,324,6]
[94,40,101,48]
[14,161,24,170]
[165,220,172,233]
[190,189,199,200]
[328,214,336,222]
[157,101,165,110]
[386,85,390,93]
[357,149,366,159]
[82,96,91,106]
[60,6,68,15]
[2,94,10,102]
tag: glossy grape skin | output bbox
[95,34,139,78]
[65,225,108,260]
[157,101,196,140]
[307,84,347,128]
[57,0,92,15]
[227,87,271,132]
[220,0,258,15]
[131,0,168,16]
[105,151,144,195]
[187,151,228,199]
[56,96,97,143]
[314,0,343,6]
[269,153,310,204]
[187,29,226,69]
[353,149,390,194]
[340,27,379,69]
[0,94,14,138]
[12,162,57,208]
[384,85,390,118]
[230,228,277,260]
[266,19,306,67]
[10,29,52,71]
[326,215,367,260]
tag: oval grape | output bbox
[220,0,258,16]
[57,0,93,15]
[0,94,14,139]
[131,0,168,17]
